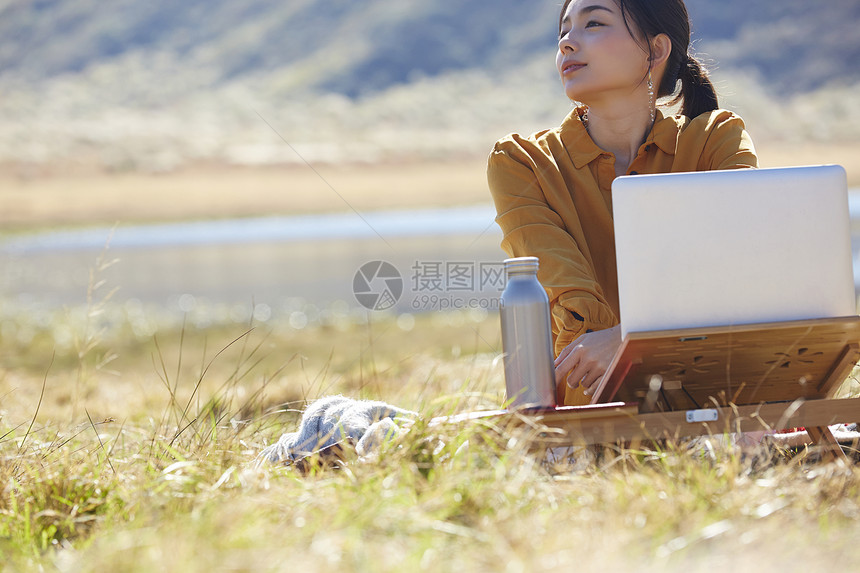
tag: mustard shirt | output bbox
[488,107,758,356]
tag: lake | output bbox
[0,205,508,322]
[3,196,860,324]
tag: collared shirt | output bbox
[488,107,758,356]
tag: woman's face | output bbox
[556,0,652,106]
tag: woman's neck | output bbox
[583,104,653,177]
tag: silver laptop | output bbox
[612,164,856,339]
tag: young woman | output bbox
[488,0,758,406]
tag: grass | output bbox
[1,185,859,570]
[2,299,860,572]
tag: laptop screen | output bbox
[611,165,856,338]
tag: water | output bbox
[0,205,500,252]
[0,205,507,315]
[3,194,860,317]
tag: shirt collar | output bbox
[559,106,681,168]
[647,110,683,156]
[559,106,603,169]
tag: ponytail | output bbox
[677,54,719,119]
[589,0,721,120]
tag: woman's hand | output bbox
[554,325,622,398]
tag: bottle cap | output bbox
[504,256,539,274]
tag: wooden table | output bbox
[443,317,860,460]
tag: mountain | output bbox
[690,0,860,93]
[0,0,558,94]
[1,0,858,169]
[3,0,858,94]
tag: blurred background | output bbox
[1,0,859,337]
[2,0,859,170]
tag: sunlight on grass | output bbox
[1,303,860,572]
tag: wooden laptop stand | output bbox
[455,317,860,460]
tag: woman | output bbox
[487,0,757,406]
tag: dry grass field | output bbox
[0,307,859,572]
[2,141,860,571]
[1,140,858,232]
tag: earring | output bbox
[647,70,655,124]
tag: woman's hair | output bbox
[558,0,718,118]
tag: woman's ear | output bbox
[649,33,672,69]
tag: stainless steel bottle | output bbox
[499,256,556,408]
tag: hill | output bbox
[3,0,858,94]
[1,0,858,170]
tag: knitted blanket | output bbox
[260,396,417,466]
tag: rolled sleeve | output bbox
[487,142,618,354]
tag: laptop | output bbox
[611,164,856,339]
